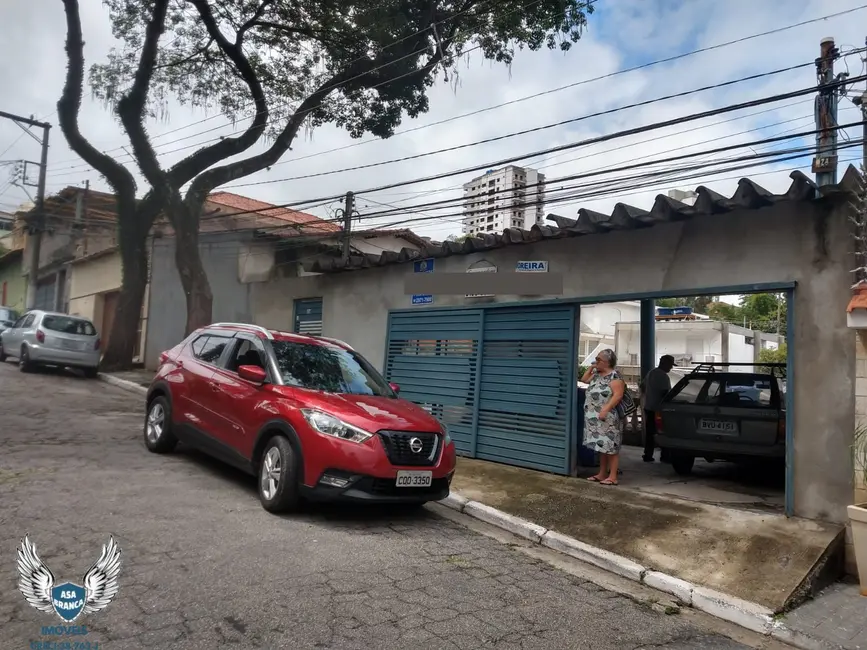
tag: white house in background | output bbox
[614,319,785,384]
[578,301,641,362]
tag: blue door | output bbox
[384,310,483,455]
[293,298,323,336]
[384,304,577,474]
[476,306,576,474]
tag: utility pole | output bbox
[341,191,354,262]
[812,37,840,187]
[0,110,51,310]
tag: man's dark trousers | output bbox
[643,409,657,460]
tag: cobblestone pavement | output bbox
[0,361,788,649]
[784,582,867,648]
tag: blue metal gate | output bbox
[476,306,576,473]
[384,304,576,474]
[384,310,483,455]
[293,298,323,336]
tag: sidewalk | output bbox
[449,457,840,612]
[102,368,153,388]
[783,582,867,649]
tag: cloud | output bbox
[0,0,864,243]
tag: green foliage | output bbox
[655,293,786,335]
[90,0,595,142]
[757,344,786,374]
[656,296,718,313]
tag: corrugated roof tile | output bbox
[301,167,863,274]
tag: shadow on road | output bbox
[172,444,437,525]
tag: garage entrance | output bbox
[384,304,577,474]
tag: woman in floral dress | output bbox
[582,349,626,485]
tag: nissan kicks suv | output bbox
[144,322,456,513]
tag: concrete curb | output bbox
[98,373,147,396]
[439,490,821,650]
[463,501,547,543]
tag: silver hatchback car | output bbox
[0,310,101,377]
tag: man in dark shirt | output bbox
[640,355,675,462]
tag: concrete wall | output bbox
[727,332,754,366]
[251,200,855,524]
[144,233,254,369]
[0,255,25,312]
[21,224,115,278]
[67,249,148,359]
[582,301,641,337]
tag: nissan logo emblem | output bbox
[409,437,424,453]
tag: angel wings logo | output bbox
[17,535,122,623]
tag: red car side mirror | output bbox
[238,365,267,384]
[389,382,400,395]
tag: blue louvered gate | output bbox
[294,298,323,336]
[384,310,483,455]
[476,306,576,473]
[384,304,576,474]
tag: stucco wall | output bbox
[69,252,123,306]
[252,200,855,524]
[144,233,254,369]
[0,255,25,312]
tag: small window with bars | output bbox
[293,298,323,336]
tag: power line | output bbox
[47,4,867,177]
[201,74,867,216]
[356,98,820,209]
[220,59,833,188]
[38,88,867,234]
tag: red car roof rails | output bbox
[209,322,274,340]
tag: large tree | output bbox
[57,0,593,369]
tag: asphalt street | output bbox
[0,360,792,649]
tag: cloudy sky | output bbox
[0,0,865,244]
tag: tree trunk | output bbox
[172,205,212,335]
[100,211,150,371]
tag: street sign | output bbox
[516,260,548,272]
[412,294,433,305]
[414,259,435,273]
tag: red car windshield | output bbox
[271,340,394,397]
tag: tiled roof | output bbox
[206,192,339,234]
[303,167,864,274]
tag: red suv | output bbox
[144,322,456,513]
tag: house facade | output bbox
[139,192,427,369]
[244,168,861,530]
[615,319,785,382]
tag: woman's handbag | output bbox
[615,383,637,419]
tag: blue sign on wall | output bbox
[414,259,435,273]
[412,294,434,305]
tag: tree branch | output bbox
[116,0,169,189]
[182,10,457,198]
[155,37,215,70]
[57,0,136,198]
[165,0,270,198]
[237,0,274,44]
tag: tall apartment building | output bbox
[461,165,546,236]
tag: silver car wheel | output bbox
[260,447,282,500]
[146,403,164,444]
